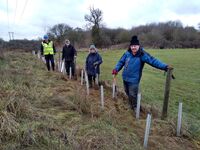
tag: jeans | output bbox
[45,54,55,71]
[123,80,139,110]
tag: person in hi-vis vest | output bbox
[40,35,56,71]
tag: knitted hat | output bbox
[130,35,140,45]
[89,44,96,50]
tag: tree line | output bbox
[1,7,200,50]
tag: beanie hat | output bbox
[89,44,96,50]
[130,35,140,45]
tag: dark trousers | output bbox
[65,61,75,76]
[88,74,96,87]
[123,81,139,110]
[45,54,55,71]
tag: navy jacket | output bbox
[86,52,103,76]
[115,48,167,84]
[62,44,77,61]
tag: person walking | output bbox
[41,35,56,71]
[112,35,172,112]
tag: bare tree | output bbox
[84,7,103,47]
[47,23,73,46]
[84,7,103,28]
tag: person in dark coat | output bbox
[86,44,103,87]
[41,35,56,71]
[62,39,77,76]
[112,35,173,112]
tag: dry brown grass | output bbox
[5,93,35,119]
[0,111,19,142]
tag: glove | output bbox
[112,69,118,75]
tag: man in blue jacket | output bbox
[112,35,172,112]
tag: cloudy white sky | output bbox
[1,0,200,41]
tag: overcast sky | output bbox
[1,0,200,41]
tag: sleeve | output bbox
[96,53,103,65]
[114,53,127,72]
[141,51,167,70]
[40,43,44,55]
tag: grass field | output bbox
[0,49,199,149]
[76,48,200,138]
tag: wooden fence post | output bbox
[161,68,173,120]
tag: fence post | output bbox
[161,68,173,120]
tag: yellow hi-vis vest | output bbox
[42,41,54,55]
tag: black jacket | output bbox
[62,44,77,61]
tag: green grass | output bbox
[76,49,200,138]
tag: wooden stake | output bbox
[161,68,173,120]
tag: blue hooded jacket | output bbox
[86,52,103,76]
[115,48,167,84]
